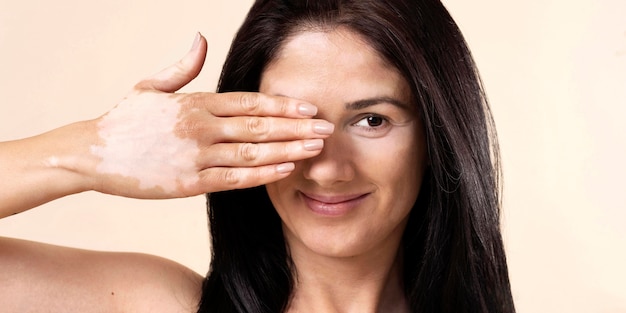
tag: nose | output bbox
[301,133,356,187]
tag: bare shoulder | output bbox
[0,236,203,313]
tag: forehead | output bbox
[260,28,410,105]
[272,27,384,70]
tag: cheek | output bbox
[352,128,426,212]
[265,182,285,209]
[354,130,424,184]
[265,180,296,219]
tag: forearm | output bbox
[0,121,94,218]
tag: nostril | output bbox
[301,154,355,185]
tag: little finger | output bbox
[198,163,296,192]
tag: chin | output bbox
[283,221,394,259]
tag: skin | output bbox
[0,28,427,312]
[0,237,202,313]
[0,34,334,312]
[0,33,334,217]
[262,28,428,313]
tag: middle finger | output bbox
[214,116,334,143]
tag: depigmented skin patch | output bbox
[90,91,200,195]
[45,156,60,168]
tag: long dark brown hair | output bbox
[199,1,515,312]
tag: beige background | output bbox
[1,0,624,312]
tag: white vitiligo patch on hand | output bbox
[90,92,200,194]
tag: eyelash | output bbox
[352,114,390,132]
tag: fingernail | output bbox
[190,32,201,51]
[276,163,295,174]
[298,103,318,116]
[313,121,335,135]
[303,139,324,151]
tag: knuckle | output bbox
[238,93,260,114]
[281,143,294,160]
[173,60,192,80]
[223,168,241,186]
[175,114,204,136]
[238,143,259,162]
[277,97,290,116]
[246,117,269,137]
[296,119,308,137]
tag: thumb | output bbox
[135,33,208,93]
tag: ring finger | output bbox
[199,139,325,168]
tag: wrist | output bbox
[34,120,100,195]
[0,120,98,216]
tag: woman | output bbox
[201,1,514,312]
[0,0,515,312]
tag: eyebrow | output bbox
[274,93,411,111]
[345,97,411,111]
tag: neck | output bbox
[284,231,409,313]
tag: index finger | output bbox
[183,92,318,118]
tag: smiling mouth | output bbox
[299,191,370,216]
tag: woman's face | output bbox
[260,28,427,258]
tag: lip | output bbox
[299,191,370,216]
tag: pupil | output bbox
[367,116,383,127]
